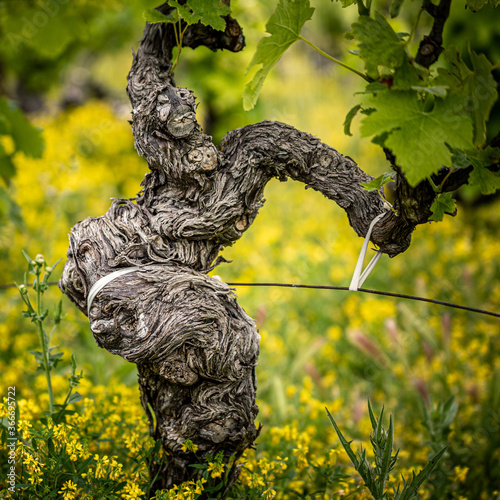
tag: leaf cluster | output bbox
[144,0,230,32]
[245,0,499,213]
[340,6,499,197]
[143,0,231,72]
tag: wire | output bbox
[226,282,500,319]
[1,280,498,319]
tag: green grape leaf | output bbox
[7,114,44,159]
[449,146,500,194]
[350,13,407,79]
[169,0,230,31]
[449,145,500,169]
[466,51,497,146]
[411,86,448,98]
[0,185,22,227]
[243,0,315,110]
[361,91,473,186]
[469,168,500,195]
[336,0,357,7]
[360,171,396,191]
[430,193,456,222]
[343,104,362,136]
[355,81,388,94]
[0,98,44,159]
[466,0,488,11]
[371,131,390,147]
[390,0,406,18]
[392,59,425,90]
[435,47,497,147]
[143,8,179,24]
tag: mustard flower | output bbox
[262,488,277,499]
[248,473,265,488]
[123,432,142,454]
[258,458,272,475]
[66,440,83,461]
[109,457,124,480]
[454,466,469,483]
[194,478,207,495]
[207,460,225,479]
[94,454,110,479]
[180,439,199,453]
[58,480,78,500]
[292,443,309,469]
[121,481,145,499]
[28,470,43,485]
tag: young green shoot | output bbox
[326,401,448,500]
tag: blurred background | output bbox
[0,0,499,497]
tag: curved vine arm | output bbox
[126,9,417,259]
[218,121,416,257]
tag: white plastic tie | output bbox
[87,267,140,315]
[349,212,386,292]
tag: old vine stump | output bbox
[59,2,419,492]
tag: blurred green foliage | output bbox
[0,0,157,99]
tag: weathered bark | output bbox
[58,2,433,493]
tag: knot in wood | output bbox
[235,216,248,231]
[157,87,198,139]
[421,43,434,56]
[187,145,219,171]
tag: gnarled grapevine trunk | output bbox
[59,2,426,492]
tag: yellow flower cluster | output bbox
[121,481,146,500]
[156,478,207,500]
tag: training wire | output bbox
[1,280,498,319]
[226,282,500,319]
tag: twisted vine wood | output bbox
[59,2,432,492]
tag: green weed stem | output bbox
[35,267,55,413]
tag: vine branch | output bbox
[415,0,452,68]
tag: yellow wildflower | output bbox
[293,442,309,469]
[109,457,124,480]
[121,481,145,499]
[194,478,207,495]
[454,466,469,483]
[94,454,110,479]
[258,458,272,475]
[66,440,83,461]
[248,473,265,488]
[123,432,141,453]
[58,480,78,500]
[262,488,277,499]
[180,439,199,453]
[207,460,225,479]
